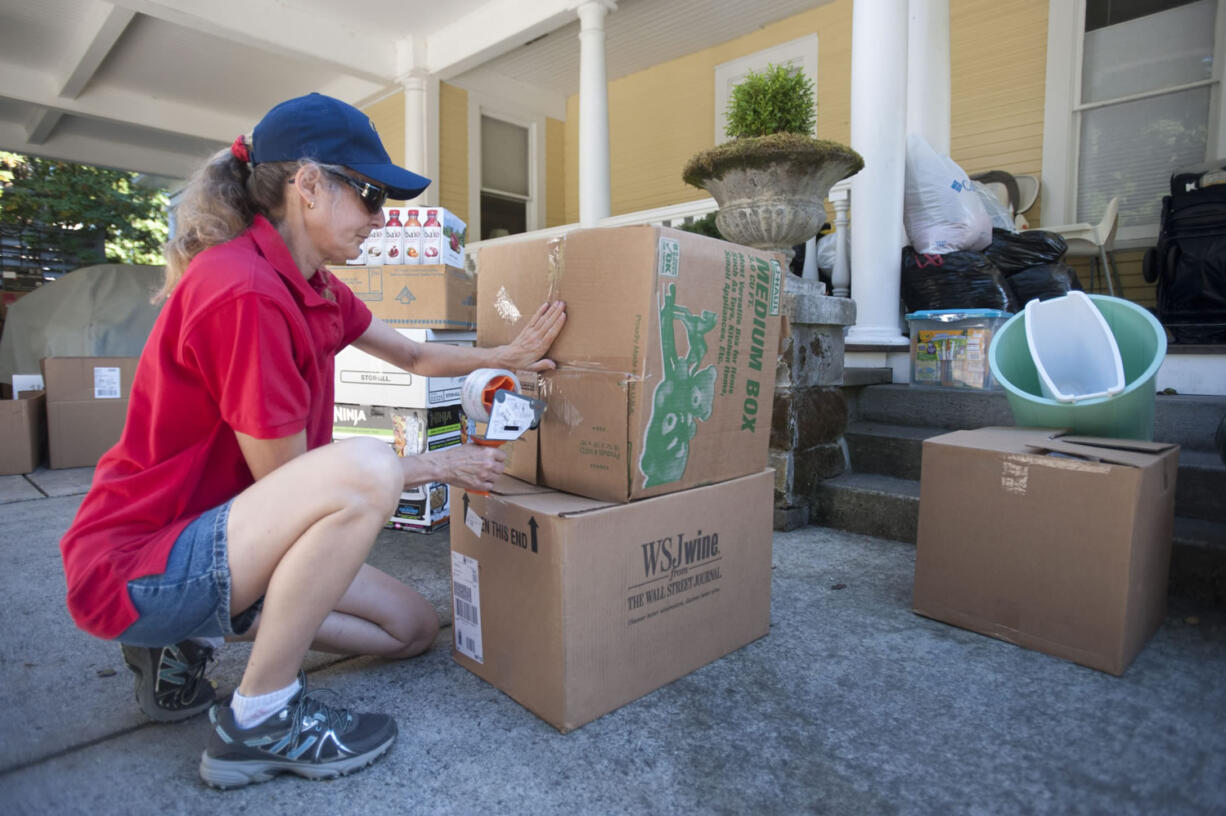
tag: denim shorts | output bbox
[118,498,262,646]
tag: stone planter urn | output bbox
[683,133,864,530]
[682,133,863,268]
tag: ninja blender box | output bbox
[476,226,784,503]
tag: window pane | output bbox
[1081,0,1214,104]
[1085,0,1203,32]
[480,191,527,240]
[1077,85,1209,228]
[481,116,529,197]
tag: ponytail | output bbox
[157,138,299,301]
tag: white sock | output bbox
[231,678,301,729]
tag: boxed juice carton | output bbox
[41,357,139,469]
[419,207,466,268]
[913,427,1179,675]
[450,468,773,732]
[329,264,475,330]
[334,329,475,408]
[331,402,463,532]
[477,226,784,502]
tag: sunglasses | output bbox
[323,168,388,214]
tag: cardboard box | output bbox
[913,427,1180,676]
[388,482,452,532]
[329,264,475,329]
[334,329,475,408]
[450,468,773,732]
[331,402,462,532]
[0,390,45,475]
[478,226,785,502]
[42,357,138,469]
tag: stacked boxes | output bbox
[328,263,478,533]
[332,403,463,532]
[452,226,785,731]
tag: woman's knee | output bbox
[386,596,440,659]
[331,437,402,517]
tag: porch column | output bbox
[401,71,440,205]
[906,0,951,155]
[847,0,909,346]
[577,0,616,226]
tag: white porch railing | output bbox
[465,178,854,297]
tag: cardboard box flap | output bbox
[1054,436,1178,454]
[1024,437,1177,469]
[489,475,555,497]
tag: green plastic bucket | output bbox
[988,294,1167,440]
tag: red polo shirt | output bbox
[60,215,372,639]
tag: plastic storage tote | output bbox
[906,309,1011,389]
[1024,291,1125,402]
[989,294,1167,441]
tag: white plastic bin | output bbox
[1024,291,1125,403]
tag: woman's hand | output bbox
[420,443,506,493]
[500,300,566,372]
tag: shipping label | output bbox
[451,552,483,663]
[93,367,121,399]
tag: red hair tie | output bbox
[230,135,251,163]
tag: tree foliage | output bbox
[724,63,816,140]
[0,152,169,267]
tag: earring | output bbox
[308,201,315,209]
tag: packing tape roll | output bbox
[461,368,521,422]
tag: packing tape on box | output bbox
[461,368,522,423]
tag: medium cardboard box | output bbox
[913,427,1180,676]
[42,357,138,469]
[331,402,462,532]
[478,226,784,502]
[0,390,45,475]
[450,468,773,733]
[329,264,475,329]
[334,329,475,408]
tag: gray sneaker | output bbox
[121,641,217,722]
[199,681,397,789]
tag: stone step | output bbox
[811,469,1226,554]
[853,384,1226,453]
[810,472,920,544]
[844,421,1226,524]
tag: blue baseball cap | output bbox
[251,92,431,200]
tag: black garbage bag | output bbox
[901,247,1019,312]
[1007,262,1082,306]
[983,228,1068,274]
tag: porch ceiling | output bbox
[0,0,828,185]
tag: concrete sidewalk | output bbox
[1,468,1223,815]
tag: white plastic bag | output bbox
[903,133,992,254]
[815,230,845,272]
[972,180,1016,233]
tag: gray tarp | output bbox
[0,264,164,386]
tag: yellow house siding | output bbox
[546,117,566,227]
[950,0,1048,222]
[565,1,852,223]
[439,82,469,223]
[362,92,405,195]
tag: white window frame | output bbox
[1041,0,1226,247]
[713,34,818,145]
[466,93,545,241]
